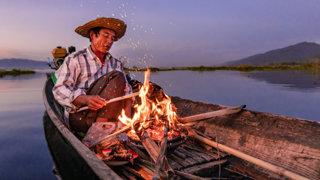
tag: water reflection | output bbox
[0,72,56,180]
[244,70,320,91]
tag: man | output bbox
[53,17,132,134]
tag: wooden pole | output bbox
[178,105,245,123]
[188,130,309,180]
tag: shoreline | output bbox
[125,62,320,72]
[1,62,319,77]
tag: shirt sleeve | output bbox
[52,55,85,109]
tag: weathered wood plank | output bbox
[173,149,187,159]
[166,156,183,170]
[176,147,206,163]
[182,159,228,174]
[168,154,190,167]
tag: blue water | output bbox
[0,70,319,179]
[131,70,320,121]
[0,72,56,180]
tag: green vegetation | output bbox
[0,69,35,78]
[124,62,320,72]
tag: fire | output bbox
[118,69,178,140]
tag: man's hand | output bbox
[73,95,105,111]
[86,95,106,110]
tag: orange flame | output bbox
[118,69,178,137]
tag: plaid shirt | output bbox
[53,46,132,110]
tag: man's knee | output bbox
[109,71,126,85]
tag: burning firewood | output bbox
[95,141,138,164]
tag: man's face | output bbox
[90,28,116,53]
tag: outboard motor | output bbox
[48,46,76,70]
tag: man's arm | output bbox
[53,56,89,110]
[53,55,106,111]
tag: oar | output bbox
[178,105,246,123]
[71,92,139,113]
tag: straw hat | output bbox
[75,17,126,41]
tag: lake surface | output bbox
[0,70,319,179]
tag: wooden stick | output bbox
[139,129,174,178]
[160,157,174,178]
[138,162,172,180]
[123,166,143,178]
[174,170,212,180]
[140,131,160,163]
[153,124,168,180]
[177,122,197,127]
[138,159,154,168]
[224,167,253,179]
[120,169,137,180]
[173,150,187,159]
[89,125,130,148]
[128,144,151,161]
[179,105,245,123]
[72,92,139,113]
[187,129,309,180]
[182,159,227,174]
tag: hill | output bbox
[226,42,320,66]
[0,58,48,69]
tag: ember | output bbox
[126,122,181,142]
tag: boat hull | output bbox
[43,78,121,180]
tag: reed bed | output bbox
[0,69,35,78]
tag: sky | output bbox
[0,0,320,67]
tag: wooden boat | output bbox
[43,77,320,180]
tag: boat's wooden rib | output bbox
[171,96,320,180]
[43,78,121,180]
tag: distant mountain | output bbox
[226,42,320,66]
[0,58,48,69]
